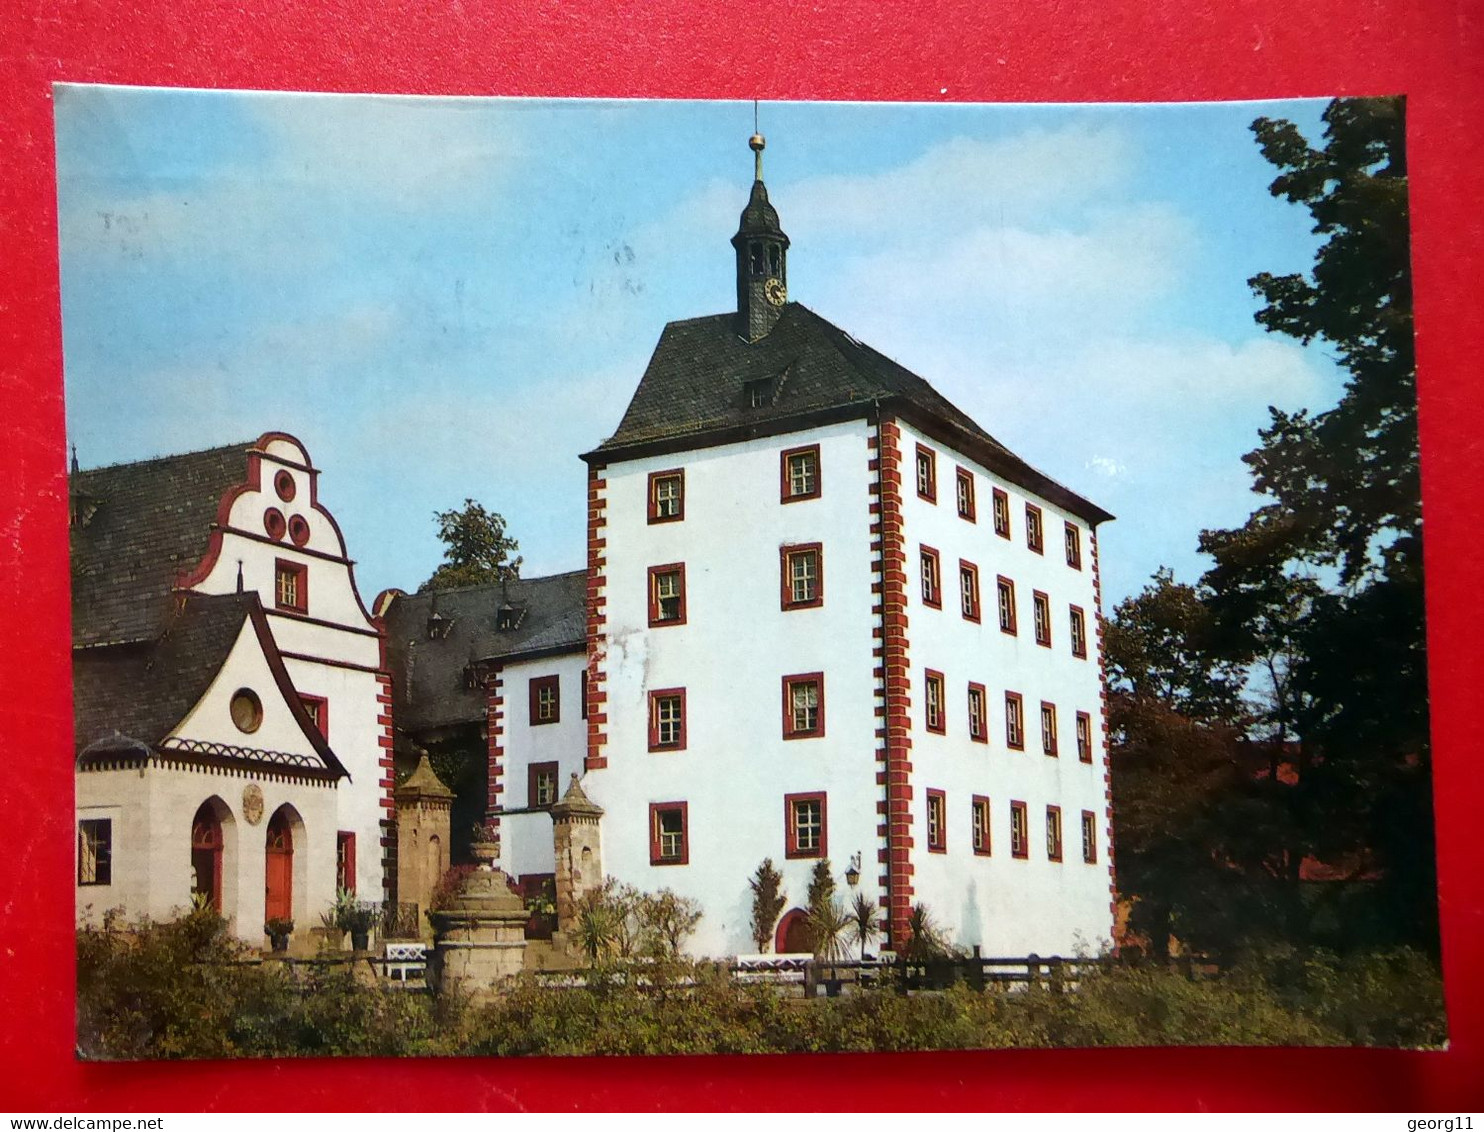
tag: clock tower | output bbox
[731,132,790,342]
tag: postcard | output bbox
[57,87,1442,1057]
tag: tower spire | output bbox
[732,118,790,342]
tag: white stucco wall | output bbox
[495,650,590,882]
[588,420,883,957]
[895,418,1113,957]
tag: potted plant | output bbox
[265,917,294,952]
[338,900,381,951]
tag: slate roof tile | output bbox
[588,303,1111,524]
[383,570,587,734]
[73,590,251,756]
[70,442,254,647]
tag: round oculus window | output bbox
[263,507,287,540]
[230,689,264,734]
[274,470,297,502]
[288,514,311,547]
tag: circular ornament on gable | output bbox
[263,507,287,540]
[274,470,297,502]
[230,688,263,734]
[288,514,311,547]
[242,783,265,826]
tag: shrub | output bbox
[77,909,1446,1058]
[747,859,787,952]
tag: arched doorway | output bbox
[775,907,812,954]
[191,802,225,913]
[264,808,294,923]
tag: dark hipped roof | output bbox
[384,570,587,734]
[586,303,1112,525]
[72,591,347,780]
[70,441,255,648]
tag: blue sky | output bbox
[55,87,1339,608]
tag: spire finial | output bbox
[70,444,79,474]
[749,101,765,182]
[236,559,244,593]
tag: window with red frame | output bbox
[529,674,560,725]
[648,688,687,751]
[528,761,559,809]
[1005,691,1025,750]
[1076,711,1093,763]
[648,563,687,626]
[924,669,945,734]
[647,469,684,523]
[274,559,307,614]
[972,795,992,856]
[955,466,976,521]
[299,694,328,740]
[959,560,981,621]
[996,575,1017,634]
[1010,800,1028,859]
[926,789,947,853]
[781,444,821,503]
[649,802,689,865]
[1025,503,1044,554]
[1040,701,1058,756]
[1033,590,1052,647]
[1046,805,1063,862]
[782,673,825,739]
[785,793,827,859]
[1065,521,1083,569]
[920,546,942,608]
[780,544,823,609]
[915,444,937,501]
[967,682,988,743]
[336,831,356,894]
[1070,605,1088,658]
[992,487,1011,538]
[1082,810,1098,864]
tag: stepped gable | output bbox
[383,570,587,734]
[70,441,255,648]
[586,302,1112,524]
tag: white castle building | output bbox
[384,134,1117,958]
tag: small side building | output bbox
[71,433,394,945]
[382,571,587,927]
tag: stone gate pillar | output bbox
[394,751,453,936]
[550,773,604,932]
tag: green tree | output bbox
[747,858,787,953]
[1197,96,1434,953]
[801,859,837,956]
[637,888,702,958]
[418,498,522,593]
[848,893,881,960]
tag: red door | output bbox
[265,811,293,922]
[776,908,813,954]
[191,803,223,913]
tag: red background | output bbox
[3,0,1482,1111]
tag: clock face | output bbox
[764,277,787,306]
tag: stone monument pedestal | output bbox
[427,842,529,999]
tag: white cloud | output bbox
[240,94,529,209]
[633,123,1136,270]
[785,124,1133,235]
[1086,456,1126,478]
